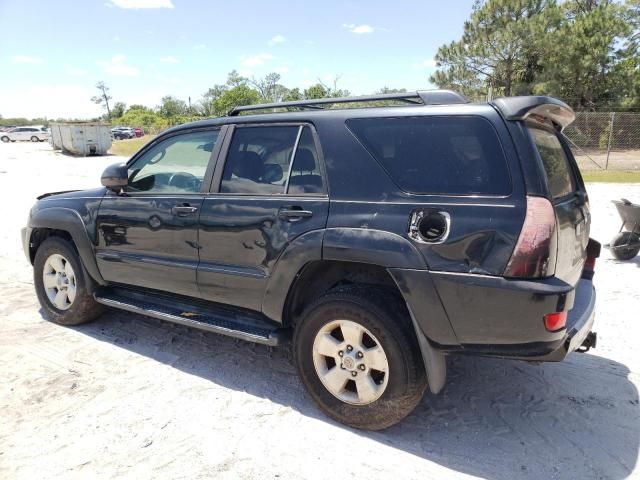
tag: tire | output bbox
[34,237,104,326]
[294,285,428,430]
[611,232,640,260]
[1,136,9,143]
[30,136,39,142]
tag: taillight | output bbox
[504,196,556,278]
[583,238,601,280]
[544,311,567,332]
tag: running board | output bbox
[94,288,288,346]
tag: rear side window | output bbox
[221,125,325,195]
[528,127,575,199]
[347,116,511,195]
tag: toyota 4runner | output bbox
[22,91,599,430]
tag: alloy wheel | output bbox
[312,319,389,405]
[42,253,77,311]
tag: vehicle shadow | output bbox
[69,309,639,480]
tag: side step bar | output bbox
[94,288,289,346]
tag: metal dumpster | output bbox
[50,123,112,156]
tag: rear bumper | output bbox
[392,267,596,362]
[533,278,596,361]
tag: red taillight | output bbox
[584,256,596,271]
[504,196,556,278]
[544,311,567,332]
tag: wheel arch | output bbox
[28,207,106,286]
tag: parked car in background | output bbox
[1,126,50,142]
[111,127,136,140]
[133,127,144,137]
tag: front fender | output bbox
[28,207,106,285]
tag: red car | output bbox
[133,127,144,137]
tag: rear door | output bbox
[527,124,589,285]
[197,123,329,311]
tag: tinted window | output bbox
[221,126,299,194]
[287,127,325,194]
[347,116,511,195]
[127,130,219,193]
[528,127,575,199]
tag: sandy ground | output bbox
[0,142,639,480]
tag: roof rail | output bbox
[227,90,469,116]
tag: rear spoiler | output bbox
[491,96,575,131]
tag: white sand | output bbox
[1,142,638,479]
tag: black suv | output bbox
[22,91,599,430]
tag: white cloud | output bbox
[160,56,178,63]
[274,66,290,74]
[268,35,286,46]
[11,55,44,65]
[411,58,438,70]
[193,44,207,50]
[113,35,120,41]
[98,54,140,76]
[342,23,375,34]
[108,0,173,8]
[65,66,88,76]
[240,53,275,67]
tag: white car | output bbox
[1,126,51,143]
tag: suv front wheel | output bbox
[34,237,104,326]
[294,285,428,430]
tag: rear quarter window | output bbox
[528,126,575,199]
[346,116,511,195]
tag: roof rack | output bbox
[227,90,469,116]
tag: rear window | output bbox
[347,116,511,195]
[528,127,575,199]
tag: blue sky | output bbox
[0,0,475,119]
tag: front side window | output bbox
[221,125,325,195]
[347,116,511,195]
[528,127,575,199]
[127,129,219,193]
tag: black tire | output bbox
[30,136,39,142]
[34,237,104,326]
[294,285,428,430]
[611,232,640,260]
[1,136,9,143]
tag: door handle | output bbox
[278,207,313,221]
[172,205,199,216]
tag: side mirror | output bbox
[101,163,128,191]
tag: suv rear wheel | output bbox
[30,136,39,142]
[34,237,104,325]
[294,285,427,430]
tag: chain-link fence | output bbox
[564,112,640,171]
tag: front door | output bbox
[197,124,329,311]
[96,127,222,297]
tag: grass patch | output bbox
[582,170,640,183]
[109,136,155,158]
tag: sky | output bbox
[0,0,475,119]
